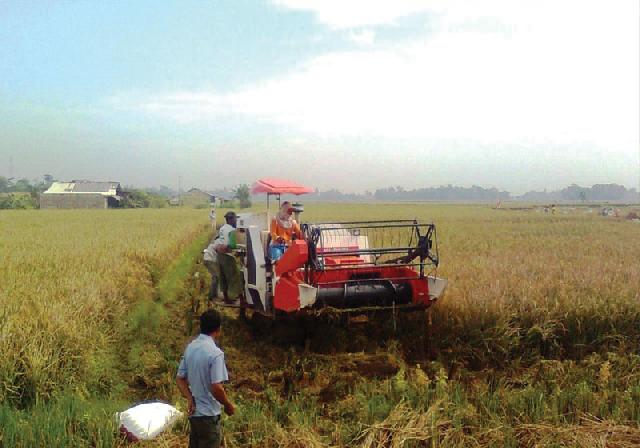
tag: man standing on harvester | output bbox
[214,211,244,305]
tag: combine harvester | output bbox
[234,178,447,318]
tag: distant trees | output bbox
[120,189,167,208]
[0,175,53,209]
[558,184,628,202]
[373,185,510,201]
[0,175,55,193]
[304,183,637,202]
[144,185,175,198]
[588,184,627,201]
[309,188,360,201]
[0,177,9,192]
[519,183,636,202]
[43,174,54,188]
[1,176,34,193]
[233,184,252,208]
[0,194,37,209]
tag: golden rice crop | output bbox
[218,202,640,447]
[2,202,640,447]
[303,203,640,362]
[0,208,208,406]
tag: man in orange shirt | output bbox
[270,201,301,245]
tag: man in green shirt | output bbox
[214,211,243,304]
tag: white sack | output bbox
[118,402,183,441]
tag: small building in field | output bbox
[171,188,226,207]
[40,181,123,209]
[183,188,215,207]
[218,196,234,207]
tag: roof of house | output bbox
[45,182,75,193]
[44,181,121,197]
[186,188,215,197]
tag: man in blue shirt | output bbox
[176,309,235,448]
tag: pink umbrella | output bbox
[251,178,314,196]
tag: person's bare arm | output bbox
[176,376,195,416]
[211,383,235,415]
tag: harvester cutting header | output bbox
[233,178,447,317]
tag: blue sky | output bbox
[1,0,638,193]
[1,2,323,101]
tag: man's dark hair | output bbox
[224,211,236,223]
[200,309,222,334]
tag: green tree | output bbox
[12,178,32,192]
[43,174,55,189]
[0,193,37,209]
[121,189,167,208]
[233,184,252,208]
[121,190,151,208]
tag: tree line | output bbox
[2,176,636,210]
[303,183,638,202]
[0,175,53,209]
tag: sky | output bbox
[0,0,638,194]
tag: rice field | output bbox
[1,203,640,447]
[0,209,209,408]
[212,203,640,447]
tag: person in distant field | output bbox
[215,211,244,304]
[270,201,301,245]
[209,207,217,231]
[176,309,235,448]
[203,241,219,302]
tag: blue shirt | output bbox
[176,334,229,417]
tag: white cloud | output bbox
[119,0,638,152]
[270,0,585,31]
[272,0,439,29]
[348,29,375,45]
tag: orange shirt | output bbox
[270,218,301,244]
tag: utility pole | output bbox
[178,175,182,206]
